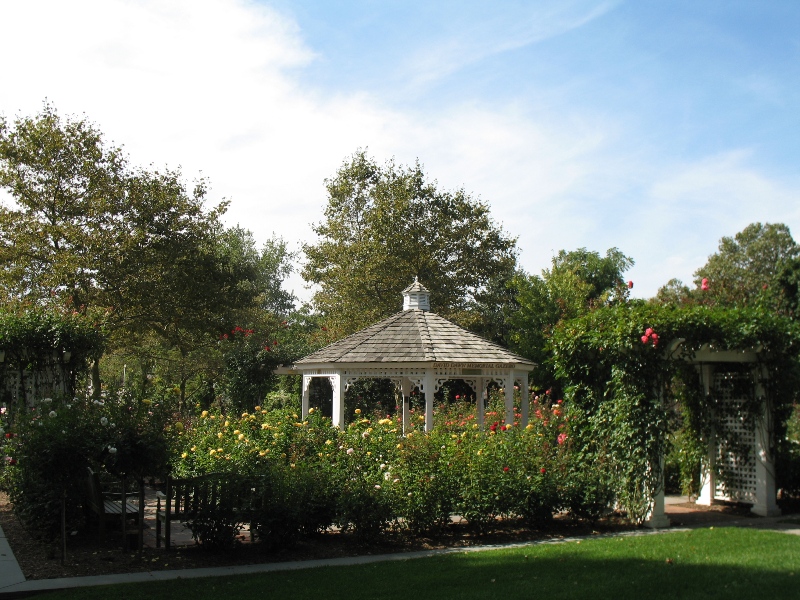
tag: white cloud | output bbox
[622,151,800,296]
[399,1,620,91]
[2,0,799,306]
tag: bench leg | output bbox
[156,498,162,549]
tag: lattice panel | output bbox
[713,371,757,503]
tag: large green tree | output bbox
[508,247,633,388]
[654,223,798,309]
[0,105,288,405]
[302,150,518,336]
[0,103,127,306]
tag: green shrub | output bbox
[3,389,172,540]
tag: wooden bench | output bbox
[84,467,139,540]
[156,472,266,549]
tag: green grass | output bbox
[39,528,800,600]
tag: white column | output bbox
[331,371,345,429]
[401,378,412,435]
[518,372,529,427]
[424,370,435,433]
[301,375,311,418]
[697,364,716,505]
[643,456,670,529]
[504,373,515,426]
[751,366,780,517]
[476,378,485,430]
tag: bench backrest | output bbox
[164,473,266,520]
[85,467,105,514]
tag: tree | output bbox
[508,247,633,388]
[653,278,692,306]
[302,150,518,335]
[0,103,127,306]
[0,105,291,406]
[693,222,798,308]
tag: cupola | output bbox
[402,277,431,311]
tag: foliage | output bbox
[0,103,127,306]
[551,301,800,521]
[0,105,299,409]
[692,222,798,309]
[302,150,518,336]
[172,391,609,543]
[0,389,173,539]
[0,307,103,417]
[508,247,633,390]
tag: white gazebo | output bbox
[279,279,536,432]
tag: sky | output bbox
[1,0,798,303]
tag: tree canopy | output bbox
[302,150,518,336]
[653,223,798,311]
[0,105,298,407]
[508,247,633,387]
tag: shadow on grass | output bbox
[38,528,800,600]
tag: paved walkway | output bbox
[0,497,798,597]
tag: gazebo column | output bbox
[517,372,529,427]
[752,365,780,517]
[331,371,345,429]
[697,364,716,506]
[301,375,311,419]
[401,377,412,435]
[504,373,515,426]
[424,370,435,433]
[476,378,485,431]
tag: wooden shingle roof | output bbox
[295,309,534,366]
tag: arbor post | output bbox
[643,456,670,529]
[697,365,716,506]
[751,365,780,517]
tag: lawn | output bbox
[38,527,800,600]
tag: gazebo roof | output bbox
[295,308,534,367]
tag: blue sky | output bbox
[1,0,798,302]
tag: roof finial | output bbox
[402,277,430,311]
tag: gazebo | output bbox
[279,279,535,432]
